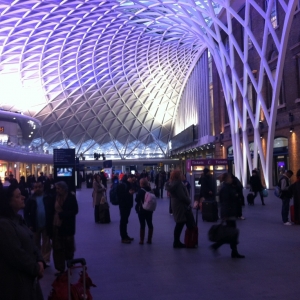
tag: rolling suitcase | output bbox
[184,209,199,248]
[247,193,254,205]
[99,202,111,223]
[202,200,218,222]
[48,258,96,300]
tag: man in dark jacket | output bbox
[116,174,137,244]
[25,182,54,265]
[279,170,293,225]
[198,168,215,200]
[48,181,78,273]
[249,169,265,205]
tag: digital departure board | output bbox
[53,149,75,164]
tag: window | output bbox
[265,0,278,28]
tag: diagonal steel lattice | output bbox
[0,0,298,186]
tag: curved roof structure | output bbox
[0,0,298,187]
[0,0,221,158]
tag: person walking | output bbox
[92,174,106,223]
[279,170,293,225]
[155,170,166,198]
[47,181,78,274]
[25,182,53,266]
[231,174,245,220]
[249,169,265,205]
[210,173,245,258]
[116,174,137,244]
[165,169,194,248]
[0,185,45,300]
[135,178,154,245]
[289,169,300,224]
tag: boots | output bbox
[147,228,153,244]
[139,229,145,245]
[231,244,245,258]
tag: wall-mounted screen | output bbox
[57,167,73,177]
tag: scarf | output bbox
[53,193,67,227]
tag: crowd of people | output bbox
[1,166,300,299]
[0,174,79,300]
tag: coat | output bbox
[47,192,78,238]
[249,175,263,192]
[24,193,54,232]
[166,180,191,223]
[289,180,300,223]
[219,183,239,219]
[92,180,106,207]
[0,214,44,300]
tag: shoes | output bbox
[231,252,245,258]
[284,221,292,225]
[126,236,134,241]
[262,203,266,206]
[121,239,131,244]
[238,216,246,220]
[173,242,186,248]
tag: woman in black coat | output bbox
[135,178,154,245]
[0,185,45,300]
[165,169,194,248]
[210,173,245,258]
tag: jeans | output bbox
[281,197,290,223]
[138,210,153,230]
[119,206,132,239]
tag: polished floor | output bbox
[40,186,300,300]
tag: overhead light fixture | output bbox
[220,143,224,147]
[260,134,263,139]
[290,127,294,133]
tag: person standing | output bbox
[289,169,300,224]
[0,185,45,300]
[25,182,53,266]
[231,174,245,220]
[92,174,106,223]
[116,174,136,244]
[210,173,245,258]
[249,169,265,205]
[279,170,293,225]
[155,170,166,198]
[135,178,154,245]
[198,168,215,200]
[48,181,78,274]
[165,170,194,248]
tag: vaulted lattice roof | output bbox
[0,0,220,158]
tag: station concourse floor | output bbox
[40,186,300,300]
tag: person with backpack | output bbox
[279,170,293,225]
[135,178,154,245]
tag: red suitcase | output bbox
[184,209,199,248]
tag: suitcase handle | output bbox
[67,258,86,268]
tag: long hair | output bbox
[0,184,19,218]
[169,169,182,182]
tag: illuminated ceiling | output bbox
[0,0,223,158]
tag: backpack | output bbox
[274,177,284,198]
[274,185,281,198]
[141,188,157,211]
[109,182,120,205]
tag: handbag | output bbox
[208,222,239,244]
[100,193,107,204]
[262,189,268,197]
